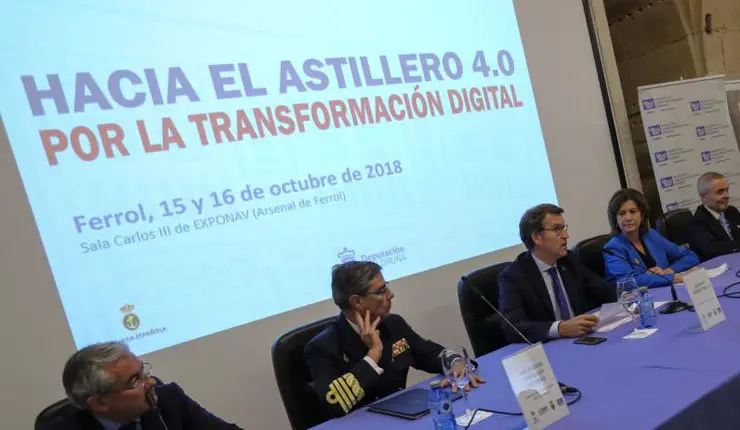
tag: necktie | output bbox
[547,267,571,320]
[719,213,734,239]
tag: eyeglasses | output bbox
[364,282,391,296]
[541,224,568,235]
[102,362,152,395]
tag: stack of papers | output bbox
[593,301,668,333]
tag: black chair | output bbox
[272,316,335,430]
[35,398,76,430]
[573,234,611,278]
[457,262,511,357]
[656,208,693,246]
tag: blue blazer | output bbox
[603,228,699,288]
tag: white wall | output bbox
[0,1,622,428]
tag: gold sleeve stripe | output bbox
[330,379,354,410]
[325,385,350,413]
[341,373,365,400]
[336,376,358,404]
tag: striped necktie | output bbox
[719,212,734,239]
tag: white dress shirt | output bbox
[532,254,574,339]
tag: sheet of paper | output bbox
[705,263,728,279]
[456,410,493,427]
[623,328,658,339]
[594,301,668,333]
[595,315,632,333]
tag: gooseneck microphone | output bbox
[601,248,690,314]
[464,281,579,395]
[145,382,170,430]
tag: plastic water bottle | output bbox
[428,380,456,430]
[639,286,658,328]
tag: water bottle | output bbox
[638,286,658,328]
[428,380,456,429]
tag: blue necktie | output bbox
[719,213,733,239]
[547,267,571,320]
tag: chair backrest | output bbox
[573,234,612,278]
[35,398,77,430]
[272,316,335,430]
[657,208,693,246]
[457,262,511,357]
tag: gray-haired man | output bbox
[689,172,740,261]
[42,341,242,430]
[304,261,484,420]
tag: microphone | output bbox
[145,382,170,430]
[601,248,689,314]
[464,281,578,395]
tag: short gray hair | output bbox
[62,341,132,408]
[331,261,382,309]
[698,172,724,196]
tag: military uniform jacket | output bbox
[304,313,446,418]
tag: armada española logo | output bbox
[121,304,140,331]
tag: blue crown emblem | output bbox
[338,247,355,263]
[642,98,656,110]
[648,125,662,137]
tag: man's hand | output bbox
[440,360,486,392]
[356,310,383,363]
[558,314,599,338]
[673,273,683,284]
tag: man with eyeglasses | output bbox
[498,204,615,343]
[43,341,242,430]
[305,261,484,419]
[689,172,740,261]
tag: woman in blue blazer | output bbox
[603,188,699,288]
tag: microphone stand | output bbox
[465,282,579,395]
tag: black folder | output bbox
[367,388,463,420]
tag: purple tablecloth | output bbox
[312,253,740,429]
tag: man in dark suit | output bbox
[689,172,740,261]
[42,341,242,430]
[305,261,484,419]
[498,204,616,343]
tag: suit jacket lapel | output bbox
[77,410,105,430]
[525,253,556,319]
[700,205,731,240]
[729,208,740,239]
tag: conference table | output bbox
[313,253,740,429]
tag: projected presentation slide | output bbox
[0,1,556,354]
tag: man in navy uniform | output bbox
[305,261,484,418]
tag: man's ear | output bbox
[347,295,364,312]
[87,396,108,414]
[531,231,543,247]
